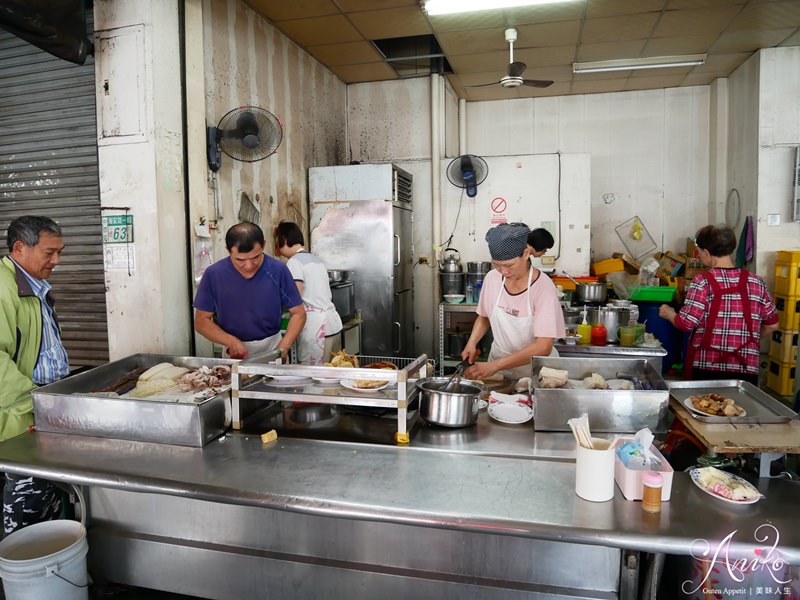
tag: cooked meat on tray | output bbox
[689,393,745,417]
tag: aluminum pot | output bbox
[327,270,349,283]
[575,282,607,304]
[416,378,484,428]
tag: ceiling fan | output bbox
[469,28,553,90]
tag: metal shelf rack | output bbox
[231,353,433,445]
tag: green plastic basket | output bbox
[630,286,677,302]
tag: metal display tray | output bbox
[32,353,238,447]
[531,357,670,433]
[667,380,798,424]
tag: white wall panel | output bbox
[464,87,711,269]
[439,153,591,276]
[532,96,560,154]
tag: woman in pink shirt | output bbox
[463,223,566,380]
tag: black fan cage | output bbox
[217,106,283,162]
[446,154,488,188]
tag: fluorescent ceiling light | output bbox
[573,54,707,74]
[423,0,578,16]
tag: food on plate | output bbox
[694,467,760,501]
[325,349,359,368]
[538,366,568,388]
[352,379,389,389]
[689,393,745,417]
[364,361,398,370]
[583,372,609,390]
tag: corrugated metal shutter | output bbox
[0,16,109,368]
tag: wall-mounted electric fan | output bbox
[207,106,283,171]
[446,154,488,197]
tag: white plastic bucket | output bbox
[0,518,88,600]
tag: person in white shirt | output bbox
[275,222,343,365]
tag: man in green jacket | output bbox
[1,216,69,534]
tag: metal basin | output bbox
[575,282,607,303]
[327,270,349,283]
[416,378,484,428]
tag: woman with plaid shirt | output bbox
[659,225,779,385]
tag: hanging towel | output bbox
[735,216,754,268]
[745,216,754,262]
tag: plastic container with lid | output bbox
[641,471,663,513]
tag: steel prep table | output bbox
[0,414,798,599]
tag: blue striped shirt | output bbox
[13,262,70,385]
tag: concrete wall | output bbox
[95,0,347,358]
[95,0,192,359]
[754,47,800,287]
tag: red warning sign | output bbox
[491,197,507,213]
[490,197,507,224]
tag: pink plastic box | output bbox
[614,438,674,501]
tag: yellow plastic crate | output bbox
[592,258,624,276]
[774,250,800,297]
[774,294,800,330]
[766,359,796,397]
[769,329,798,364]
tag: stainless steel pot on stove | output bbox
[327,270,349,283]
[562,271,607,304]
[416,378,484,428]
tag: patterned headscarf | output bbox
[485,223,530,260]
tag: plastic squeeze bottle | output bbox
[577,309,592,345]
[590,322,607,346]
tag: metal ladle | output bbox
[561,271,580,286]
[443,358,470,392]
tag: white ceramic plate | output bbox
[266,375,313,386]
[340,379,389,393]
[683,397,746,418]
[478,399,488,410]
[689,469,761,504]
[488,402,533,424]
[311,377,340,385]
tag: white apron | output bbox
[222,332,282,360]
[488,267,557,380]
[297,305,343,365]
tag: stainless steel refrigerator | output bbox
[309,164,413,357]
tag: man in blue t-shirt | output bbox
[194,222,305,360]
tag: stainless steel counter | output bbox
[0,424,797,563]
[1,412,798,599]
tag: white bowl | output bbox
[443,294,465,304]
[563,334,581,345]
